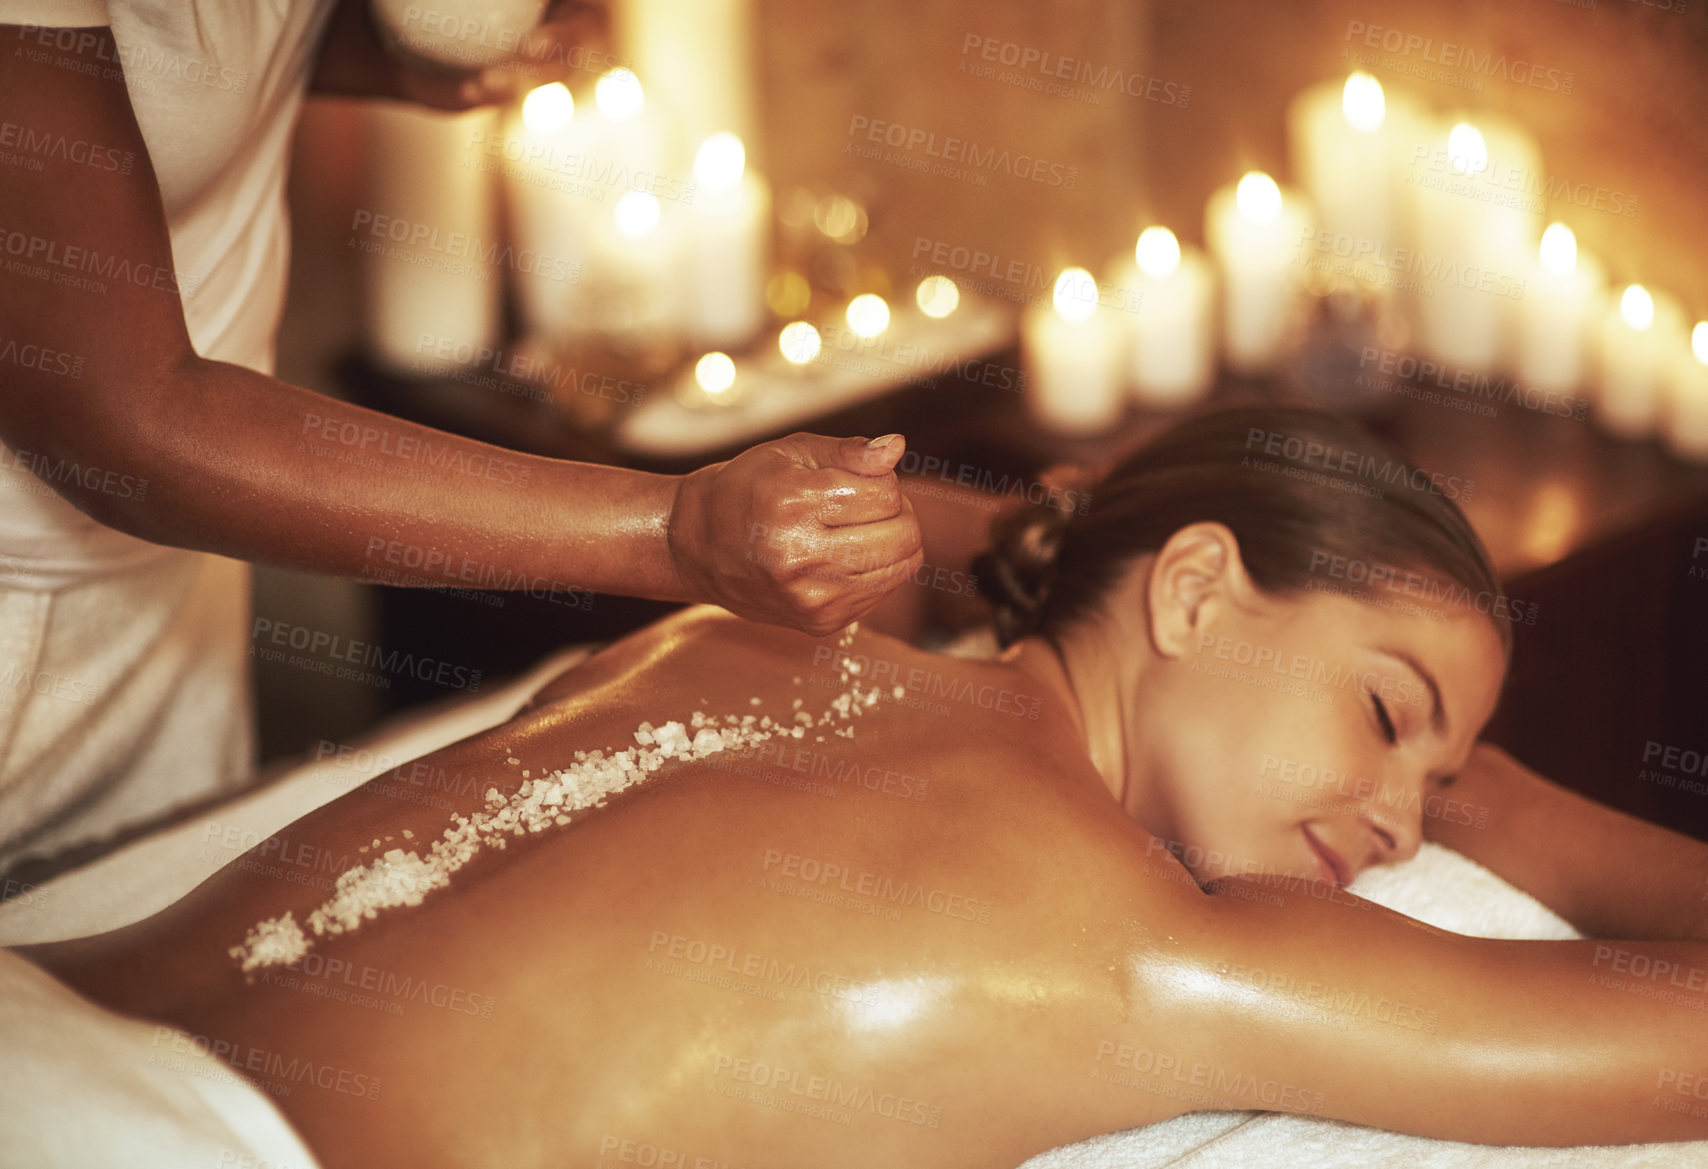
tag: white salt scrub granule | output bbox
[230,913,307,975]
[230,621,889,974]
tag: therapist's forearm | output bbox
[55,353,694,603]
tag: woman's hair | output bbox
[974,405,1511,660]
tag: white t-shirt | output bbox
[0,0,337,868]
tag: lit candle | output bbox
[503,83,595,341]
[589,188,685,338]
[916,274,959,318]
[361,103,501,375]
[777,320,822,370]
[683,132,771,348]
[1107,226,1215,407]
[676,350,745,408]
[1405,113,1543,371]
[1286,72,1422,267]
[1022,267,1125,434]
[1204,171,1313,373]
[845,293,890,339]
[1596,283,1685,439]
[1664,323,1708,461]
[1515,223,1606,394]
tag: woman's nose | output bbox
[1358,778,1424,866]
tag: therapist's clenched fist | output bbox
[667,433,925,635]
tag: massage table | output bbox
[2,641,1703,1168]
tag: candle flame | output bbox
[1538,223,1577,278]
[695,352,737,395]
[613,191,661,239]
[694,133,746,194]
[779,321,821,364]
[1051,267,1099,323]
[846,293,891,338]
[1620,284,1654,331]
[1447,122,1487,176]
[521,83,573,134]
[916,275,959,318]
[1694,322,1708,365]
[1234,172,1282,224]
[1342,72,1385,133]
[595,68,644,121]
[1134,226,1181,280]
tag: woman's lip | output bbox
[1301,824,1352,887]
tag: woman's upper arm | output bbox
[0,24,194,449]
[1139,873,1708,1147]
[1426,743,1708,941]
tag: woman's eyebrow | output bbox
[1379,647,1448,737]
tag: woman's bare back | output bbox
[28,610,1204,1169]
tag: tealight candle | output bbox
[683,132,771,348]
[1663,322,1708,461]
[1515,223,1606,394]
[1596,283,1685,439]
[846,293,890,339]
[1204,171,1313,373]
[1022,267,1125,434]
[361,104,501,375]
[916,275,959,319]
[1106,226,1215,407]
[677,350,745,408]
[778,320,822,366]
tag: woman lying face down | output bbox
[18,407,1708,1169]
[973,404,1508,891]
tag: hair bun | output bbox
[974,465,1092,646]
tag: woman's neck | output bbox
[1004,628,1141,815]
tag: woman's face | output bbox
[1112,529,1508,889]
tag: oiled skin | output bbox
[23,609,1708,1167]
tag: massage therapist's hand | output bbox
[667,434,926,636]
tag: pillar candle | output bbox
[1406,113,1542,372]
[360,103,501,375]
[1664,323,1708,462]
[1107,226,1215,407]
[618,0,755,163]
[589,189,685,338]
[502,83,595,341]
[683,133,771,349]
[1204,171,1313,374]
[1596,284,1685,440]
[1516,223,1605,394]
[1286,72,1423,265]
[1023,268,1125,434]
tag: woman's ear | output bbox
[1145,522,1248,659]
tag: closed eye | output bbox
[1370,693,1397,744]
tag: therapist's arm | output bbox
[1425,742,1708,942]
[0,25,922,636]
